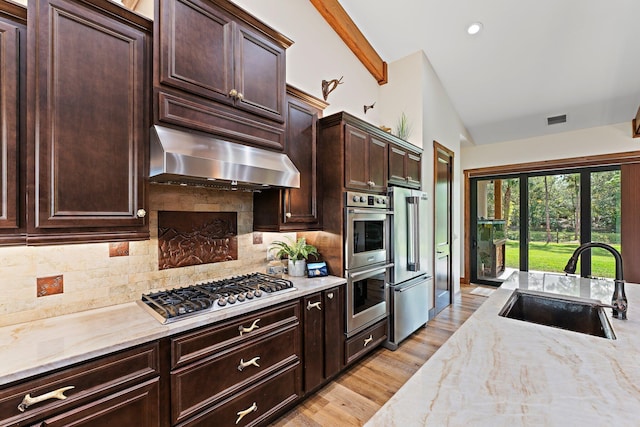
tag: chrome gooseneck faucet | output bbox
[563,242,627,320]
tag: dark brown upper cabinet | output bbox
[344,124,387,193]
[318,112,423,196]
[388,141,422,189]
[0,2,26,246]
[253,86,327,232]
[27,0,151,244]
[155,0,292,150]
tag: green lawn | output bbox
[504,241,621,278]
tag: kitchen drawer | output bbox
[345,318,387,366]
[176,362,301,427]
[0,342,159,426]
[171,301,300,369]
[36,378,159,427]
[171,325,300,424]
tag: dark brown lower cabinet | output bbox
[344,318,387,366]
[169,301,302,426]
[303,285,344,394]
[38,379,159,427]
[176,364,300,427]
[0,343,161,426]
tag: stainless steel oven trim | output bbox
[345,208,392,270]
[345,263,392,337]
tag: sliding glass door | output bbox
[470,166,620,285]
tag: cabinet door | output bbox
[158,0,285,123]
[40,379,160,427]
[303,292,324,393]
[344,124,370,190]
[368,136,388,193]
[323,286,344,377]
[0,13,25,243]
[388,144,421,189]
[282,95,320,227]
[234,24,285,122]
[28,0,148,241]
[158,0,234,105]
[388,144,407,185]
[406,152,422,188]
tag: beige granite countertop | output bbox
[0,275,346,386]
[366,272,640,426]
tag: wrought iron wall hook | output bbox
[364,102,376,114]
[321,76,344,101]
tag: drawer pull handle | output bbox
[307,301,322,311]
[236,402,257,424]
[363,335,373,347]
[238,319,260,336]
[238,356,261,371]
[18,386,75,412]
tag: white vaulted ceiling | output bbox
[339,0,640,145]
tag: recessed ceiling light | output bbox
[467,22,483,35]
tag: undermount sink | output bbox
[499,289,616,340]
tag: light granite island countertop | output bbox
[0,274,346,387]
[366,272,640,427]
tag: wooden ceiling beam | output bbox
[310,0,388,85]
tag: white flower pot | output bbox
[288,259,307,277]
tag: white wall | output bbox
[232,0,382,125]
[380,51,469,298]
[459,122,639,279]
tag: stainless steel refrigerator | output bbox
[385,187,432,350]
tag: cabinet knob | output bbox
[327,292,334,299]
[236,402,257,424]
[363,334,373,347]
[367,181,375,187]
[18,386,75,412]
[307,301,322,311]
[237,92,244,100]
[285,212,292,218]
[406,176,412,181]
[229,89,238,98]
[136,208,146,218]
[238,356,261,371]
[238,318,260,336]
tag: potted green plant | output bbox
[395,111,412,140]
[269,237,319,277]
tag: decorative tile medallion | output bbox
[109,242,130,257]
[37,275,64,297]
[158,211,238,270]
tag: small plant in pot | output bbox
[270,237,319,277]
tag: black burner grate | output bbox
[140,273,294,322]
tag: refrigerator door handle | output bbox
[406,196,420,271]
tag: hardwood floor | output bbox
[271,284,487,426]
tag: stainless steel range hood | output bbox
[150,125,300,190]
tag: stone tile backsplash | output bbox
[0,185,295,327]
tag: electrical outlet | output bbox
[266,248,275,261]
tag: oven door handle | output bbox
[349,263,394,279]
[347,208,393,215]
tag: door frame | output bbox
[463,151,640,284]
[433,141,454,313]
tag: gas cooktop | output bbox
[138,272,295,324]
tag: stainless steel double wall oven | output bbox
[344,191,393,337]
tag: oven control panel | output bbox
[345,191,389,208]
